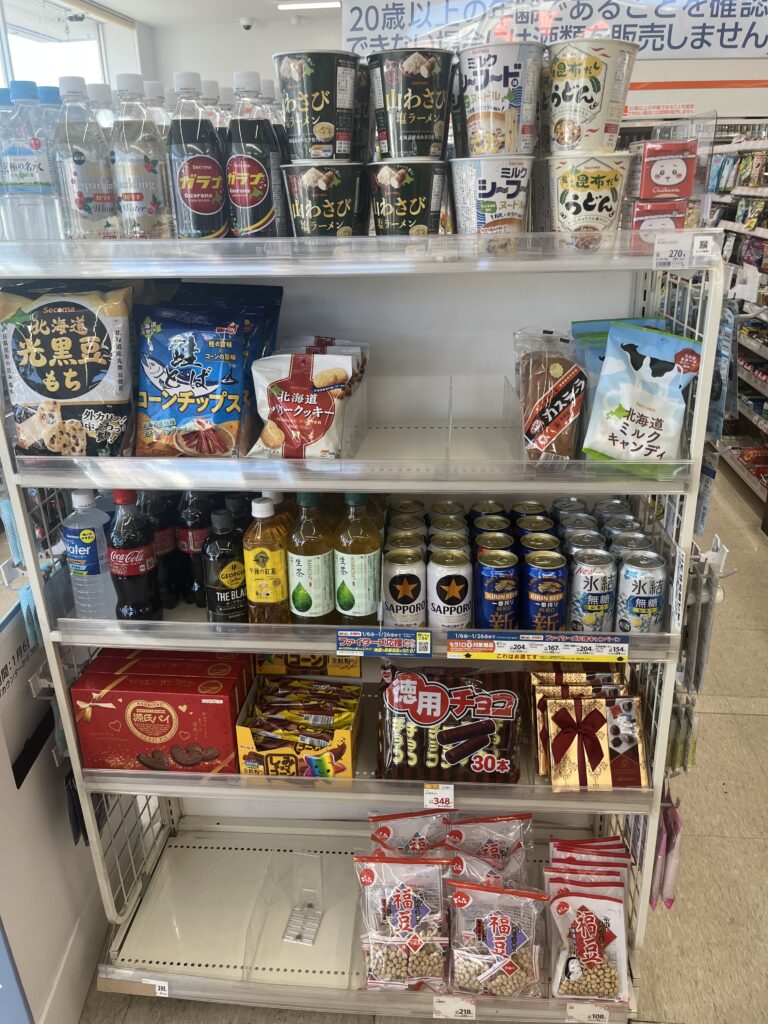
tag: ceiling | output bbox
[99,0,338,26]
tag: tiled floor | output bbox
[78,467,768,1024]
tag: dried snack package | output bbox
[516,328,587,462]
[248,352,356,459]
[550,891,629,1002]
[0,287,133,456]
[449,844,528,888]
[445,814,533,866]
[582,322,701,465]
[354,854,450,991]
[447,881,548,997]
[369,809,448,855]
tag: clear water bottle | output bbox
[164,85,177,109]
[38,86,61,133]
[94,489,116,524]
[62,490,115,620]
[201,79,221,129]
[0,87,12,240]
[86,82,114,131]
[55,76,118,239]
[0,80,64,240]
[144,79,171,136]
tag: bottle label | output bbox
[63,524,102,577]
[176,525,211,554]
[227,151,278,235]
[176,154,225,215]
[113,148,172,239]
[334,549,381,617]
[58,150,119,238]
[245,546,288,604]
[204,559,247,620]
[153,525,176,557]
[288,550,334,618]
[4,140,54,193]
[107,544,157,577]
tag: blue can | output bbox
[515,514,556,540]
[475,551,519,629]
[523,551,568,631]
[509,501,546,524]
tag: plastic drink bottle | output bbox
[201,79,221,129]
[107,489,162,621]
[260,77,291,165]
[217,86,234,146]
[62,490,115,619]
[37,86,61,133]
[144,80,171,135]
[86,82,114,131]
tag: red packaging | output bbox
[71,670,241,773]
[627,139,698,200]
[625,199,689,253]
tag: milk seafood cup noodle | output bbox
[450,155,533,236]
[547,151,631,250]
[274,50,360,161]
[458,42,542,157]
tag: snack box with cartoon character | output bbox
[622,198,689,253]
[626,139,698,200]
[236,675,363,778]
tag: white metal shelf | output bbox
[737,364,768,399]
[713,138,768,154]
[737,397,768,436]
[731,185,768,197]
[720,220,768,240]
[719,443,767,498]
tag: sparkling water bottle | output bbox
[144,80,171,136]
[62,490,116,620]
[86,82,114,131]
[38,86,61,133]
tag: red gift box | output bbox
[624,198,689,253]
[627,139,698,200]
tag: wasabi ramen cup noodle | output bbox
[282,161,367,236]
[548,38,638,153]
[548,152,631,250]
[369,159,446,235]
[549,891,629,1002]
[350,61,372,163]
[274,50,360,161]
[368,48,454,159]
[459,42,542,157]
[451,155,533,235]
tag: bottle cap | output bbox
[0,88,10,106]
[297,492,318,507]
[212,509,234,531]
[59,76,87,100]
[201,79,220,101]
[71,490,95,510]
[116,73,144,97]
[173,71,201,94]
[261,77,276,100]
[144,80,165,102]
[345,493,367,506]
[113,489,137,504]
[233,70,261,94]
[37,86,61,105]
[219,86,235,107]
[86,82,112,105]
[164,86,177,106]
[251,498,275,519]
[225,494,247,513]
[261,490,283,502]
[10,81,38,102]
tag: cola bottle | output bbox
[176,490,214,606]
[224,493,251,535]
[138,490,179,609]
[107,490,162,621]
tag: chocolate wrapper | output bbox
[605,696,649,787]
[547,697,611,790]
[529,662,625,685]
[534,680,628,776]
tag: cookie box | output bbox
[626,139,698,200]
[256,653,362,678]
[623,199,689,253]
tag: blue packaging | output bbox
[474,552,519,630]
[522,552,568,631]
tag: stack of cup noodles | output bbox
[273,50,371,237]
[450,42,542,237]
[544,38,639,249]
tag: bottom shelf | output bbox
[98,822,638,1021]
[719,439,768,500]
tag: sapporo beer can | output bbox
[383,548,427,628]
[523,551,568,631]
[468,499,505,523]
[550,496,588,521]
[609,531,653,561]
[385,530,427,556]
[475,531,515,555]
[475,550,519,629]
[429,532,472,559]
[429,514,469,538]
[602,514,643,539]
[617,551,667,634]
[570,548,617,632]
[593,498,632,526]
[471,514,511,539]
[431,500,466,518]
[564,529,607,557]
[388,513,428,537]
[390,498,426,517]
[558,511,598,537]
[427,549,473,629]
[509,500,546,523]
[516,514,556,539]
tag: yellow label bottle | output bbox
[243,498,290,624]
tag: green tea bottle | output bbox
[287,492,335,625]
[333,493,381,626]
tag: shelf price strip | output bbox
[424,782,454,810]
[566,1003,610,1023]
[446,631,628,663]
[336,628,432,658]
[433,995,476,1019]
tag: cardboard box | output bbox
[256,653,361,678]
[627,139,698,200]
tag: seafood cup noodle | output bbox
[459,43,542,157]
[548,152,631,249]
[451,156,532,235]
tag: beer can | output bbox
[550,496,588,521]
[523,551,568,631]
[428,532,472,559]
[475,531,515,555]
[617,551,667,634]
[475,550,519,629]
[602,514,643,539]
[385,531,427,556]
[427,549,473,629]
[431,500,466,518]
[388,513,428,537]
[564,529,607,557]
[468,499,505,523]
[593,498,632,525]
[609,531,653,561]
[429,513,469,537]
[383,548,427,628]
[471,514,511,538]
[509,500,546,523]
[570,548,617,633]
[519,532,561,557]
[557,511,598,537]
[390,498,426,518]
[516,514,556,538]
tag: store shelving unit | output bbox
[0,233,722,1021]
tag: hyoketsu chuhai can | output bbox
[593,498,632,525]
[617,551,667,634]
[558,511,598,537]
[609,531,653,561]
[602,514,643,539]
[570,548,617,633]
[274,51,360,161]
[475,550,519,629]
[383,548,427,628]
[427,549,473,629]
[523,551,568,631]
[550,496,589,522]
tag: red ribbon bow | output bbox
[551,703,606,786]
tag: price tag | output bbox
[446,631,628,663]
[566,1003,609,1023]
[691,232,717,266]
[141,979,169,998]
[336,628,432,658]
[672,545,687,632]
[433,995,476,1019]
[731,263,761,302]
[653,232,692,270]
[424,782,454,810]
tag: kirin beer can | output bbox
[523,551,568,630]
[475,550,519,629]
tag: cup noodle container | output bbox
[451,155,533,235]
[368,48,454,159]
[548,152,631,250]
[458,43,542,157]
[282,162,368,236]
[369,159,446,235]
[274,51,360,161]
[548,38,638,153]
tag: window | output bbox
[1,0,105,86]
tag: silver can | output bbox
[431,500,466,517]
[564,529,607,557]
[602,514,643,539]
[558,511,598,538]
[617,551,667,634]
[551,496,588,521]
[469,499,505,522]
[609,532,653,561]
[427,549,473,629]
[593,498,632,526]
[390,498,426,518]
[428,514,469,538]
[429,532,472,560]
[388,513,428,538]
[385,531,427,556]
[383,548,428,628]
[570,548,617,633]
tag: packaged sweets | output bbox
[533,680,628,776]
[354,854,450,991]
[449,844,528,888]
[626,139,698,200]
[447,881,547,997]
[0,287,133,456]
[516,330,587,461]
[445,813,533,865]
[369,809,448,855]
[550,891,629,1002]
[256,653,361,678]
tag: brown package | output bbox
[519,349,587,461]
[534,681,628,776]
[529,662,626,686]
[548,697,611,791]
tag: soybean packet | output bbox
[369,809,447,855]
[0,287,133,456]
[550,891,629,1002]
[448,844,528,888]
[445,813,533,867]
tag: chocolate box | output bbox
[71,670,241,773]
[256,653,361,678]
[605,696,649,788]
[533,680,628,776]
[547,697,611,791]
[623,198,689,254]
[626,139,698,200]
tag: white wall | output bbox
[627,57,768,118]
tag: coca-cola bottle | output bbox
[176,490,214,606]
[107,490,162,621]
[138,490,179,609]
[224,493,251,535]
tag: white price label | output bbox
[653,232,692,270]
[731,263,761,303]
[424,782,454,810]
[566,1003,609,1023]
[433,995,476,1019]
[141,978,169,997]
[691,232,717,265]
[672,545,687,632]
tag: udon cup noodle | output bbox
[274,50,360,161]
[368,48,454,159]
[451,155,533,236]
[459,42,542,157]
[548,38,638,154]
[547,151,631,250]
[282,161,367,236]
[369,159,446,236]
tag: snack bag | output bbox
[550,892,629,1002]
[369,809,448,855]
[447,881,547,997]
[0,287,133,456]
[354,854,450,991]
[516,329,587,461]
[449,844,528,888]
[445,814,533,866]
[582,323,701,465]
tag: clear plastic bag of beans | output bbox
[446,881,548,997]
[369,809,448,856]
[549,891,629,1002]
[448,844,528,888]
[445,813,534,866]
[354,854,450,991]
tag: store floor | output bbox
[78,468,767,1024]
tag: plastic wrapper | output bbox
[445,813,533,866]
[446,881,547,997]
[550,891,629,1002]
[515,328,587,462]
[449,844,528,888]
[369,809,448,856]
[661,803,682,910]
[354,854,450,991]
[649,814,669,911]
